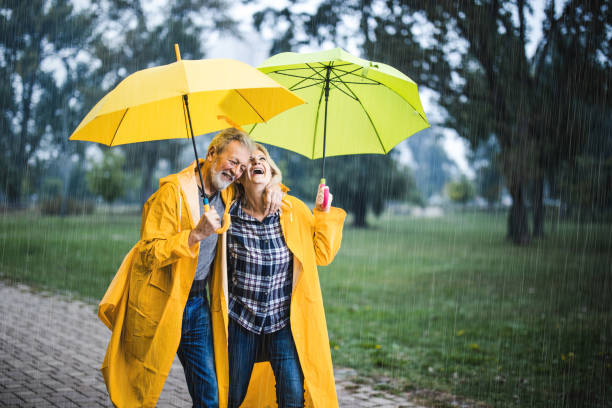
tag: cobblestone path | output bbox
[0,282,425,408]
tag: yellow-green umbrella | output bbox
[246,47,429,206]
[70,44,303,212]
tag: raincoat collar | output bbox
[159,159,236,229]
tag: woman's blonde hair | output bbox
[234,143,282,201]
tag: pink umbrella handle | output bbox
[320,179,329,209]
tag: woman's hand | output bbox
[315,184,332,212]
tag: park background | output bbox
[0,1,610,407]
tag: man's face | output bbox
[208,140,250,191]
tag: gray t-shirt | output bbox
[194,191,226,281]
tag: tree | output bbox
[446,176,476,206]
[528,0,611,234]
[264,144,420,227]
[388,0,609,239]
[407,129,457,200]
[325,153,421,227]
[0,0,95,206]
[266,145,320,201]
[251,0,611,243]
[362,0,544,243]
[473,135,503,207]
[555,104,612,221]
[87,149,127,204]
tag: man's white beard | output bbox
[210,166,232,191]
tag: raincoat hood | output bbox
[156,159,208,230]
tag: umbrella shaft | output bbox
[322,66,331,180]
[183,95,207,203]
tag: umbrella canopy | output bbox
[246,47,429,161]
[70,44,304,222]
[70,55,304,145]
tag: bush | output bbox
[40,197,95,215]
[86,150,127,204]
[41,177,63,198]
[446,176,476,205]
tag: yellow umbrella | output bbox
[70,44,303,213]
[71,45,303,145]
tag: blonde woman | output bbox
[209,144,346,408]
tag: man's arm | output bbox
[139,184,201,269]
[263,178,288,216]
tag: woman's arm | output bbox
[312,207,346,266]
[310,184,347,265]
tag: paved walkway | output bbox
[0,282,425,408]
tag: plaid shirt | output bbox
[227,201,293,334]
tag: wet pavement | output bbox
[0,282,425,407]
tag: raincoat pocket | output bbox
[137,272,171,324]
[123,270,170,361]
[123,305,156,361]
[149,265,172,293]
[122,264,171,361]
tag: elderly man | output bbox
[99,128,283,408]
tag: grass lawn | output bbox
[0,212,141,299]
[1,211,610,407]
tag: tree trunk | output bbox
[5,167,23,207]
[140,160,156,207]
[9,71,37,207]
[12,37,41,207]
[507,184,530,245]
[532,176,545,237]
[352,196,368,228]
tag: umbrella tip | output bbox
[174,43,181,61]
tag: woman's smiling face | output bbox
[242,149,272,187]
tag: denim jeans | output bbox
[177,293,219,408]
[228,319,304,408]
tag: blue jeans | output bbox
[177,293,219,408]
[228,319,304,408]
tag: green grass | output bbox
[1,211,610,407]
[0,212,140,299]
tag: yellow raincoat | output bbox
[98,160,226,408]
[211,191,346,408]
[98,159,345,408]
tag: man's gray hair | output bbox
[207,127,255,157]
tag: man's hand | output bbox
[264,183,284,216]
[315,184,332,212]
[188,207,221,246]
